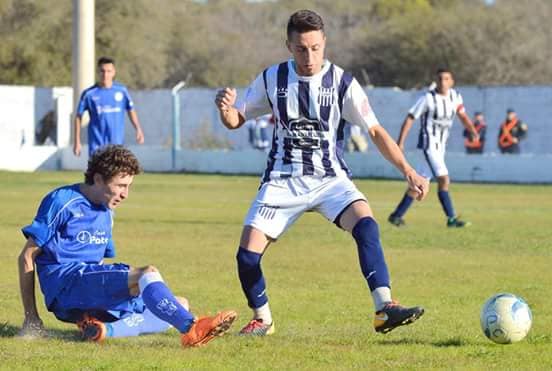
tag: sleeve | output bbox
[21,192,68,247]
[408,94,428,120]
[76,90,89,116]
[124,87,134,111]
[341,78,380,131]
[455,91,465,114]
[236,72,272,121]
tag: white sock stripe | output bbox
[138,271,164,293]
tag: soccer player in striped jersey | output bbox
[215,10,429,336]
[388,68,479,228]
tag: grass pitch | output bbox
[1,171,551,370]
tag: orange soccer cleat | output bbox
[181,310,237,347]
[77,314,107,342]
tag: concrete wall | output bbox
[1,84,551,183]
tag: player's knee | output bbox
[352,216,380,244]
[236,247,262,272]
[176,296,190,311]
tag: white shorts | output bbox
[417,149,448,179]
[244,176,366,239]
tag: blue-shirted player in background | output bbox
[73,57,145,157]
[18,145,236,346]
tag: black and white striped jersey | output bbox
[237,59,380,182]
[410,88,465,152]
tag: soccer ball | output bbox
[480,293,532,344]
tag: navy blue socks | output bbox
[438,190,455,218]
[391,193,414,218]
[236,247,268,309]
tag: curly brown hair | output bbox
[84,145,142,185]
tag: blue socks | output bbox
[139,272,195,334]
[236,247,268,309]
[352,217,390,291]
[106,309,172,338]
[391,193,413,218]
[438,190,455,218]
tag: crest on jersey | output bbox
[318,86,335,107]
[114,91,124,102]
[277,87,288,98]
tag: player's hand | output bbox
[513,137,519,144]
[136,128,145,144]
[215,88,237,112]
[405,169,429,201]
[19,316,46,338]
[73,142,81,157]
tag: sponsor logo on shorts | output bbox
[123,313,145,327]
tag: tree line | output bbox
[1,0,550,89]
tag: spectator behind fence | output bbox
[247,114,273,151]
[498,109,528,154]
[463,111,486,154]
[347,124,369,152]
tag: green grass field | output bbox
[1,171,551,370]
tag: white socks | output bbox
[253,302,273,324]
[372,287,392,312]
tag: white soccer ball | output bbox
[480,293,532,344]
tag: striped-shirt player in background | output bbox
[215,9,429,336]
[388,68,479,228]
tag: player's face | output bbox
[96,173,134,209]
[507,111,517,121]
[436,72,454,93]
[286,30,326,76]
[98,63,116,87]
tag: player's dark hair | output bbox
[84,145,142,185]
[436,67,453,76]
[287,10,324,39]
[97,56,115,67]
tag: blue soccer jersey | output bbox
[22,184,115,309]
[76,82,134,156]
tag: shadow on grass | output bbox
[377,336,468,348]
[0,322,81,342]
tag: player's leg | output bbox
[104,297,189,338]
[128,265,237,347]
[236,225,275,335]
[339,200,424,333]
[237,179,306,336]
[389,151,432,227]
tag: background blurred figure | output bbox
[73,57,145,157]
[463,111,486,154]
[246,113,272,151]
[498,109,528,154]
[347,124,369,153]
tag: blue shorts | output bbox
[50,263,145,323]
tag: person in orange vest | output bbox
[463,111,486,154]
[498,109,528,154]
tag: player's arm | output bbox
[396,114,415,151]
[215,88,246,130]
[128,110,145,144]
[73,114,82,156]
[342,79,428,200]
[458,111,479,142]
[18,237,45,336]
[369,125,428,201]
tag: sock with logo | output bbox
[236,247,269,310]
[438,190,455,218]
[106,309,172,337]
[139,271,195,334]
[391,193,414,218]
[352,217,391,310]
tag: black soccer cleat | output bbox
[388,214,406,227]
[374,301,424,334]
[447,217,471,228]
